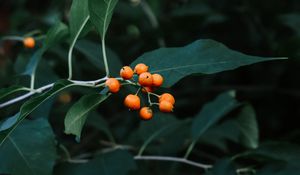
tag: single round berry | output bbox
[139,107,153,120]
[23,37,35,49]
[152,73,164,87]
[159,93,175,105]
[138,72,153,86]
[105,78,121,93]
[134,63,148,75]
[120,66,134,80]
[124,94,141,110]
[58,92,72,104]
[142,86,154,93]
[159,101,174,113]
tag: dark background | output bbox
[1,0,300,173]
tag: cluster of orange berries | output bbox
[105,63,175,120]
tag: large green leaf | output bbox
[75,40,122,76]
[54,149,136,175]
[0,80,75,145]
[131,39,286,87]
[89,0,119,38]
[191,91,240,140]
[69,0,90,40]
[0,119,56,175]
[64,93,110,139]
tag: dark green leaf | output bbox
[131,39,286,87]
[89,0,119,38]
[192,91,240,140]
[205,159,236,175]
[75,40,122,76]
[43,22,68,50]
[0,119,56,175]
[233,105,259,149]
[64,93,110,139]
[0,86,29,102]
[0,80,75,145]
[54,149,136,175]
[69,0,89,40]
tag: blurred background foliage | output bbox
[1,0,300,174]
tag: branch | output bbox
[0,77,111,109]
[134,155,213,169]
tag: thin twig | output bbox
[134,155,213,169]
[68,15,90,80]
[0,77,110,109]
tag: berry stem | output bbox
[68,15,90,80]
[148,92,160,98]
[135,87,141,95]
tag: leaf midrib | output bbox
[8,137,36,175]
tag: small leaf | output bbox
[89,0,119,38]
[54,149,136,175]
[43,22,68,50]
[131,39,287,87]
[0,119,56,175]
[192,91,240,140]
[234,105,259,149]
[64,94,110,139]
[0,80,76,145]
[69,0,90,40]
[0,113,19,132]
[205,159,236,175]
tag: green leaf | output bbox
[64,93,110,139]
[191,91,240,140]
[89,0,119,38]
[75,40,123,76]
[69,0,90,40]
[43,22,68,50]
[0,119,56,175]
[233,105,259,149]
[205,159,236,175]
[0,113,19,132]
[0,80,76,146]
[131,39,287,87]
[0,86,29,102]
[54,149,136,175]
[23,48,44,75]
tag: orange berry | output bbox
[134,63,148,75]
[58,92,72,104]
[142,86,154,93]
[152,73,163,87]
[159,101,174,113]
[120,66,134,80]
[124,94,140,110]
[105,78,121,93]
[23,37,35,49]
[138,72,153,86]
[139,107,153,120]
[159,93,175,105]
